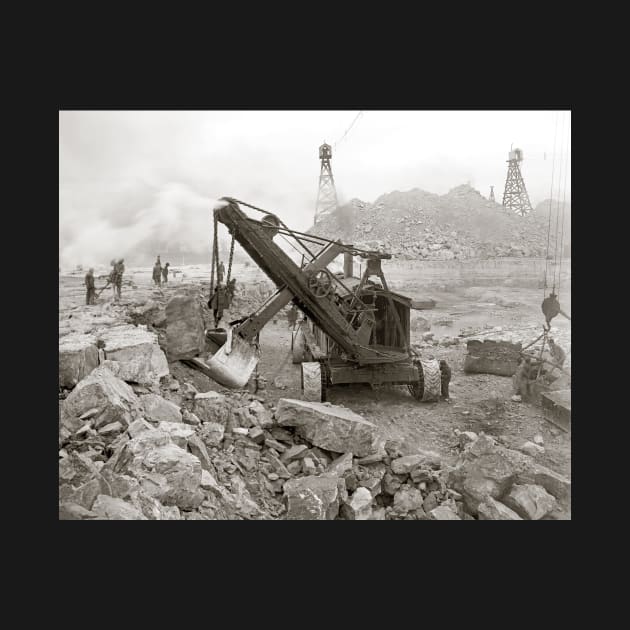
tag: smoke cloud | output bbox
[60,110,570,269]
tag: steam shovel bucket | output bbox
[188,328,259,389]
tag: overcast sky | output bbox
[59,110,571,267]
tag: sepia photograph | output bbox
[59,110,571,521]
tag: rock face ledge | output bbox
[275,399,380,458]
[99,324,169,386]
[165,295,205,361]
[59,333,99,388]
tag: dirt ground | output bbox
[59,260,571,482]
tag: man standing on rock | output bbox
[114,258,125,299]
[226,277,237,307]
[153,256,162,287]
[84,267,96,305]
[162,262,170,284]
[108,259,117,299]
[208,282,229,327]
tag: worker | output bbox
[226,277,237,306]
[217,260,225,284]
[114,258,125,299]
[152,257,162,287]
[513,356,540,399]
[548,337,566,367]
[162,262,170,284]
[84,268,96,305]
[512,357,529,399]
[108,259,117,299]
[541,291,561,330]
[287,303,299,330]
[439,359,451,401]
[208,282,229,327]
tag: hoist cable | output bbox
[557,120,570,294]
[333,111,363,150]
[210,214,218,295]
[543,112,560,297]
[553,116,565,293]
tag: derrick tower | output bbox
[502,147,533,216]
[314,142,338,225]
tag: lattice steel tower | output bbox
[314,142,338,224]
[502,147,533,216]
[489,185,496,202]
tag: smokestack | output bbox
[343,252,354,278]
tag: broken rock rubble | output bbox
[59,349,570,519]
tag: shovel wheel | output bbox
[409,358,441,402]
[302,361,327,402]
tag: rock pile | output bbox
[60,359,570,520]
[310,185,571,261]
[59,286,570,520]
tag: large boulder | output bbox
[429,506,461,520]
[393,485,424,514]
[284,475,341,520]
[477,497,523,520]
[62,365,143,430]
[275,399,380,457]
[129,490,181,520]
[59,503,99,520]
[186,433,216,473]
[102,428,204,510]
[198,421,225,447]
[58,474,111,511]
[98,325,169,386]
[165,295,205,361]
[340,487,373,520]
[326,452,354,477]
[391,451,441,474]
[248,400,273,428]
[58,333,99,389]
[156,421,195,448]
[502,484,557,520]
[141,394,183,424]
[464,338,522,377]
[59,450,103,487]
[140,444,203,510]
[193,391,232,426]
[91,495,147,520]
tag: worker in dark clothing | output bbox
[114,258,125,299]
[287,304,299,330]
[439,359,452,400]
[108,259,117,299]
[226,277,237,306]
[208,282,229,327]
[541,291,561,330]
[85,268,96,305]
[162,262,170,284]
[548,338,566,367]
[217,261,225,284]
[152,257,162,287]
